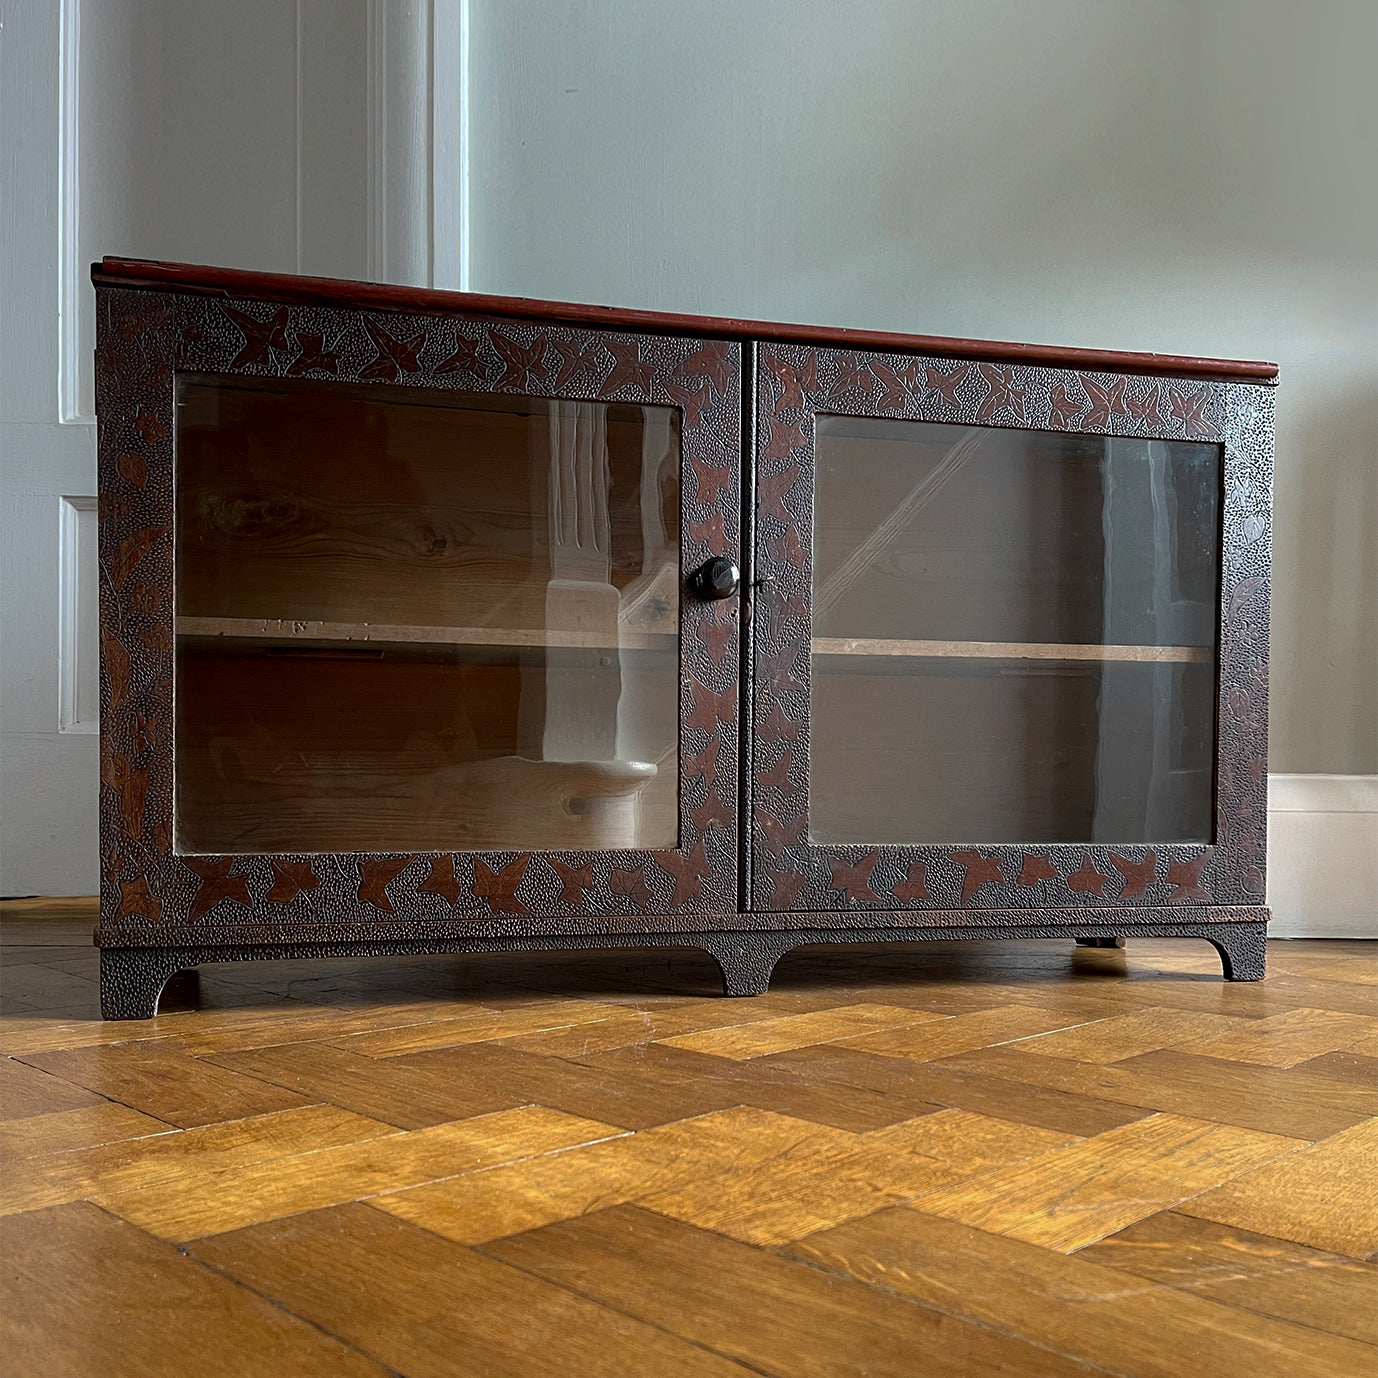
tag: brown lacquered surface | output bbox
[92,257,1280,383]
[4,900,1374,1376]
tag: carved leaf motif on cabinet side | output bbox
[665,379,712,426]
[974,364,1027,423]
[1110,850,1158,900]
[689,451,730,505]
[924,365,967,407]
[493,332,548,390]
[1127,382,1165,428]
[689,511,725,553]
[1066,855,1109,896]
[1017,854,1059,889]
[286,332,340,377]
[1168,386,1215,438]
[762,417,807,462]
[891,861,930,902]
[473,856,530,915]
[360,317,426,382]
[655,841,710,906]
[687,735,720,783]
[768,870,806,907]
[116,876,162,923]
[685,681,736,731]
[435,334,489,381]
[1167,855,1211,903]
[828,359,876,399]
[757,464,802,520]
[416,855,463,906]
[759,747,793,790]
[610,865,651,905]
[185,858,253,922]
[830,851,881,903]
[601,341,656,395]
[680,343,730,393]
[358,857,413,914]
[266,859,321,904]
[223,304,289,367]
[1080,375,1129,429]
[950,849,1005,901]
[1048,382,1085,427]
[548,858,594,906]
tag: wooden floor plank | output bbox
[943,1043,1378,1139]
[641,1109,1076,1245]
[191,1201,754,1377]
[201,1039,527,1129]
[1008,1007,1253,1064]
[915,1112,1306,1251]
[483,1204,1104,1377]
[395,1040,746,1130]
[656,1003,946,1060]
[2,1104,398,1215]
[790,1206,1376,1378]
[145,996,510,1056]
[1076,1211,1378,1346]
[579,1040,947,1132]
[98,1105,626,1240]
[19,1043,316,1127]
[756,1042,1153,1137]
[334,998,638,1057]
[0,1102,172,1159]
[1,1055,106,1117]
[0,963,100,1012]
[1,1202,390,1378]
[1177,1117,1378,1256]
[835,1003,1094,1061]
[1172,1008,1378,1068]
[493,999,778,1057]
[372,1106,853,1245]
[1294,1050,1378,1087]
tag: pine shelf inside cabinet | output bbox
[174,616,677,655]
[810,637,1211,664]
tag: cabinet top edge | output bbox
[91,257,1279,384]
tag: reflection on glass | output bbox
[175,376,680,854]
[810,416,1220,846]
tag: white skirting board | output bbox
[1267,774,1378,938]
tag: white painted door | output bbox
[1,0,457,896]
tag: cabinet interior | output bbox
[808,415,1221,846]
[173,375,681,855]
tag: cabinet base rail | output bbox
[98,917,1267,1018]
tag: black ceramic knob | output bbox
[690,557,740,600]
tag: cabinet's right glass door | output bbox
[809,416,1220,846]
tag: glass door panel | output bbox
[174,375,681,854]
[810,415,1220,846]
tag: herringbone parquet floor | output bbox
[2,898,1375,1378]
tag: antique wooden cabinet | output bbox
[94,259,1276,1017]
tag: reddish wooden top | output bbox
[91,257,1278,383]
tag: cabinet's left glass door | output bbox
[174,375,681,854]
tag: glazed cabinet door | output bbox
[748,342,1271,919]
[97,289,742,938]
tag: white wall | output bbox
[4,0,1374,919]
[468,0,1378,777]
